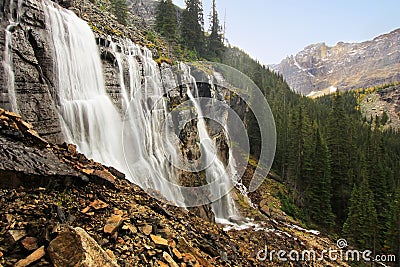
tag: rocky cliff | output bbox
[271,29,400,95]
[126,0,159,26]
[360,83,400,130]
[1,0,251,223]
[126,0,182,27]
[0,0,63,143]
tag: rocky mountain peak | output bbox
[271,28,400,95]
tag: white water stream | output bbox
[2,0,23,113]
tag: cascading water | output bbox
[109,38,185,206]
[43,0,126,172]
[2,0,23,113]
[43,1,184,206]
[41,0,239,222]
[178,64,238,222]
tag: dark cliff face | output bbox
[0,0,169,144]
[1,0,63,143]
[271,29,400,95]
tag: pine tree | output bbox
[306,128,335,230]
[366,131,390,250]
[206,0,225,60]
[180,0,204,55]
[343,177,378,251]
[155,0,178,43]
[386,187,400,260]
[286,104,313,208]
[326,91,353,225]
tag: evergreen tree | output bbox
[386,187,400,260]
[343,178,378,251]
[155,0,178,43]
[180,0,204,55]
[286,104,313,207]
[111,0,128,25]
[305,128,335,230]
[326,91,353,225]
[366,131,390,249]
[206,0,225,60]
[220,47,400,252]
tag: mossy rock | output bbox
[155,56,173,66]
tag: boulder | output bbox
[150,234,168,247]
[104,215,123,235]
[48,227,119,267]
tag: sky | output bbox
[172,0,400,65]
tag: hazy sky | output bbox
[172,0,400,65]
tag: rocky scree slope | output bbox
[0,109,351,266]
[360,83,400,130]
[271,29,400,95]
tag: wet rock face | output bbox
[0,109,81,188]
[1,0,63,143]
[0,108,118,188]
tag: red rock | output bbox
[168,239,176,248]
[104,215,123,234]
[93,169,115,183]
[172,247,183,260]
[89,199,108,210]
[82,169,94,175]
[141,225,152,235]
[4,110,22,119]
[157,260,169,267]
[122,223,137,234]
[182,253,196,263]
[163,252,179,267]
[150,234,168,247]
[21,237,38,251]
[67,144,77,155]
[48,227,119,267]
[15,246,45,267]
[105,249,116,262]
[81,206,91,214]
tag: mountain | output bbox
[126,0,182,26]
[271,29,400,95]
[126,0,159,25]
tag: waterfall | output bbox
[43,0,126,172]
[2,0,23,113]
[43,1,184,206]
[41,0,239,222]
[179,64,238,222]
[109,38,185,206]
